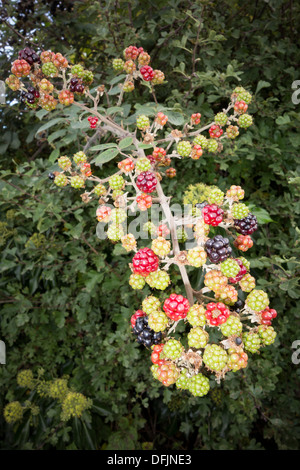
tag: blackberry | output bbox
[48,172,55,180]
[133,316,162,347]
[234,213,258,235]
[232,299,244,313]
[18,47,41,66]
[205,235,232,264]
[69,77,84,93]
[235,337,243,346]
[21,86,40,105]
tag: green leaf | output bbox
[90,143,118,151]
[49,148,60,163]
[275,114,291,125]
[36,118,64,135]
[118,137,133,149]
[255,80,271,94]
[93,148,119,166]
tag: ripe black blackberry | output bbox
[18,47,41,66]
[235,337,243,346]
[20,86,40,105]
[233,299,245,313]
[69,77,84,93]
[48,173,55,180]
[133,316,162,347]
[234,213,258,235]
[205,235,232,263]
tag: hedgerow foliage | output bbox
[0,0,299,450]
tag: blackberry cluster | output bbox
[18,47,40,66]
[133,316,162,347]
[205,235,232,263]
[234,213,258,235]
[20,86,40,105]
[69,77,84,93]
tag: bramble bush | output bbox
[0,0,299,450]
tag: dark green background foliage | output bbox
[0,0,299,450]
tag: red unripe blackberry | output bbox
[136,171,157,193]
[11,59,31,77]
[163,294,190,321]
[234,234,253,252]
[191,113,201,125]
[131,310,147,328]
[259,307,277,325]
[151,344,165,365]
[205,235,232,263]
[202,204,224,226]
[140,65,154,81]
[209,124,223,138]
[166,167,176,178]
[234,100,248,114]
[132,247,159,277]
[152,147,166,162]
[234,213,258,235]
[205,302,230,326]
[124,45,139,60]
[156,224,170,238]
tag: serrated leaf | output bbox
[255,80,271,94]
[49,148,60,163]
[109,74,126,85]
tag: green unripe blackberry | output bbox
[82,70,94,84]
[239,273,256,292]
[70,175,85,189]
[112,58,125,72]
[207,139,218,153]
[186,246,207,267]
[193,135,208,149]
[148,310,169,332]
[107,224,124,241]
[136,115,150,130]
[242,332,261,353]
[208,187,224,206]
[163,339,184,360]
[220,259,240,278]
[177,140,192,157]
[110,208,127,224]
[109,174,125,190]
[238,114,253,128]
[258,325,277,346]
[214,112,228,127]
[129,273,146,290]
[246,289,269,312]
[112,189,124,199]
[151,364,159,380]
[203,344,228,371]
[220,315,243,337]
[176,227,188,243]
[54,173,68,187]
[73,151,87,165]
[71,64,84,77]
[145,270,170,290]
[235,89,252,104]
[94,183,107,196]
[42,62,58,77]
[142,296,161,315]
[143,221,156,234]
[176,369,190,390]
[231,203,249,219]
[58,156,71,171]
[188,373,210,397]
[187,327,209,349]
[186,304,206,327]
[136,157,152,172]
